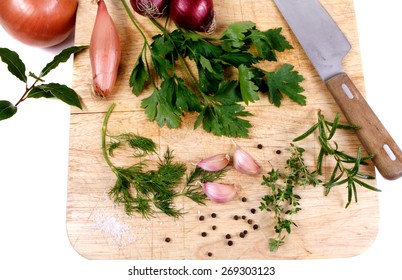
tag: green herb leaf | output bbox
[176,77,202,112]
[26,87,54,99]
[220,21,256,51]
[130,54,149,96]
[267,64,306,106]
[31,83,82,109]
[0,47,27,83]
[198,103,252,138]
[39,45,88,78]
[238,64,260,104]
[0,100,18,121]
[264,28,293,53]
[141,78,181,128]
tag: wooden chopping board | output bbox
[67,0,379,260]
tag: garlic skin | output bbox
[197,153,230,172]
[90,0,121,98]
[233,143,261,175]
[202,182,237,203]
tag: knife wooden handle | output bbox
[326,73,402,180]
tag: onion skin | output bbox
[90,0,121,98]
[169,0,216,33]
[0,0,78,48]
[130,0,168,18]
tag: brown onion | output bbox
[90,0,121,98]
[130,0,168,18]
[169,0,216,33]
[0,0,78,48]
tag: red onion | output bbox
[130,0,168,18]
[90,0,121,98]
[169,0,216,33]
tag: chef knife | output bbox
[273,0,402,180]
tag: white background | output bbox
[0,1,401,279]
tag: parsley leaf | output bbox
[141,78,182,128]
[238,65,260,104]
[267,64,306,106]
[130,54,148,96]
[196,103,252,138]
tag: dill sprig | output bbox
[101,103,222,219]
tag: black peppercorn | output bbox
[199,215,205,221]
[165,237,171,243]
[201,232,207,237]
[250,208,256,214]
[211,213,217,218]
[253,224,259,230]
[227,240,233,246]
[225,234,231,239]
[257,144,263,149]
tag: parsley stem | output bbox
[148,17,205,98]
[120,0,149,46]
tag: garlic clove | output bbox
[197,153,230,172]
[202,182,237,203]
[233,143,261,175]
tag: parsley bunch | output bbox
[121,1,305,137]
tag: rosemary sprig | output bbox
[102,103,223,219]
[293,110,380,208]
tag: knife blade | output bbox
[274,0,402,180]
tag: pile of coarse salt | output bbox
[93,209,135,246]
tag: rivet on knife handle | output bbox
[326,73,402,180]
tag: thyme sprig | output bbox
[101,103,225,219]
[260,145,320,252]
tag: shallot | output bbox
[90,0,121,98]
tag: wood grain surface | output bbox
[66,0,379,260]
